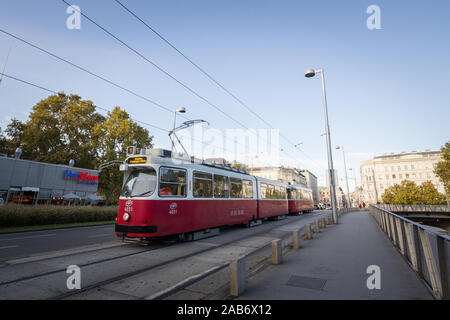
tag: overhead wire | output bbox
[0,72,233,155]
[61,0,317,172]
[111,0,325,173]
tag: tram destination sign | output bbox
[127,157,147,164]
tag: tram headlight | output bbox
[123,212,131,222]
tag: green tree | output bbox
[94,106,153,204]
[434,141,450,203]
[3,93,104,168]
[1,119,26,157]
[381,180,422,204]
[419,181,446,205]
[382,180,446,205]
[232,162,249,171]
[1,94,154,205]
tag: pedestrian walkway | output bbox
[237,211,433,300]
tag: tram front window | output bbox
[121,167,157,197]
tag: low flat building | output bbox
[0,155,100,205]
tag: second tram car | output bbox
[287,185,314,214]
[115,148,314,240]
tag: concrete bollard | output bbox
[326,215,331,225]
[313,220,320,233]
[292,230,301,249]
[329,214,334,224]
[305,224,312,240]
[272,239,282,265]
[230,256,246,297]
[321,218,326,228]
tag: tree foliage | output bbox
[0,93,153,204]
[93,106,153,204]
[434,141,450,197]
[381,180,446,205]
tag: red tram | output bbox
[115,148,314,240]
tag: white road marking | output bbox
[0,245,19,250]
[0,233,56,242]
[87,233,113,238]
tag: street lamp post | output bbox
[336,145,351,208]
[305,68,338,223]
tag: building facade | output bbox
[360,150,445,204]
[298,169,319,205]
[319,186,346,208]
[250,166,307,187]
[0,156,100,205]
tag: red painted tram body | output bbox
[287,185,314,214]
[115,149,314,240]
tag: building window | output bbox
[411,165,415,170]
[386,175,389,179]
[37,188,52,205]
[406,174,409,179]
[51,189,64,205]
[392,174,396,179]
[399,174,402,179]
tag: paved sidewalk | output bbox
[237,211,433,300]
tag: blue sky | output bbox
[0,0,449,190]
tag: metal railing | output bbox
[377,204,449,213]
[369,205,449,300]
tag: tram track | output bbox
[0,212,324,300]
[0,241,171,287]
[47,213,322,300]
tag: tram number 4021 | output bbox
[221,304,272,315]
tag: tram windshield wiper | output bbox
[131,191,151,198]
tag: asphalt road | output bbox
[0,224,117,261]
[0,210,330,262]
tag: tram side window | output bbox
[260,183,268,199]
[280,187,286,199]
[273,186,279,199]
[230,178,243,198]
[194,171,213,198]
[265,184,273,199]
[288,189,295,200]
[267,184,277,199]
[159,167,187,197]
[242,180,253,198]
[214,174,229,198]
